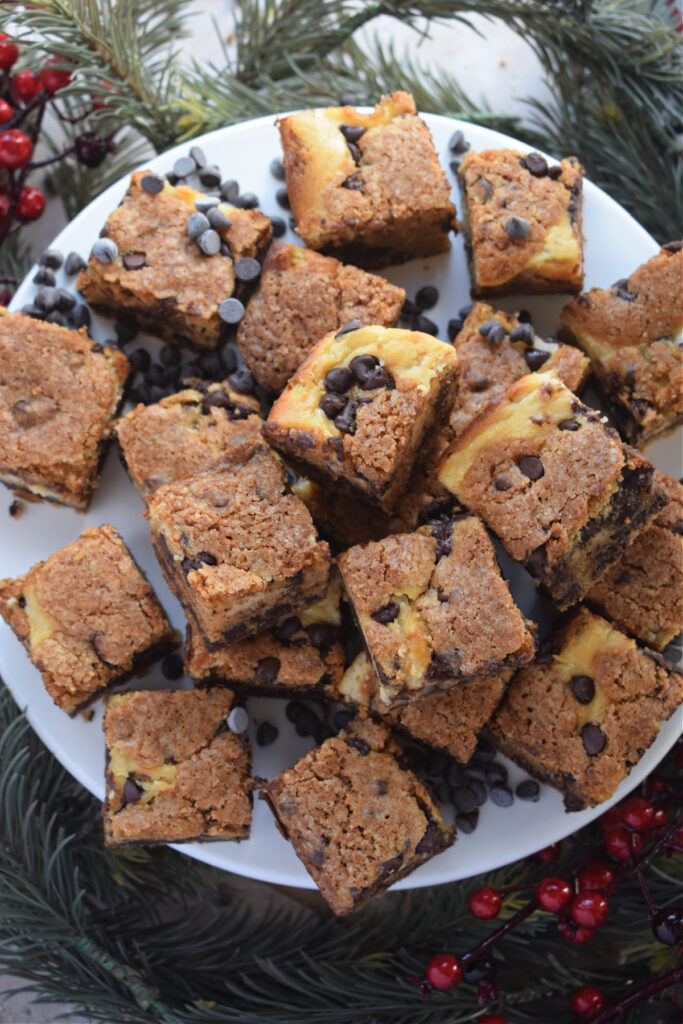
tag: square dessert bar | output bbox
[0,525,176,714]
[338,652,511,764]
[586,471,683,651]
[262,324,459,513]
[437,372,666,610]
[103,688,253,846]
[458,149,584,295]
[0,311,128,509]
[263,717,455,915]
[559,242,683,447]
[116,380,262,496]
[146,439,330,648]
[78,170,271,349]
[491,607,683,810]
[237,241,405,393]
[337,513,534,708]
[279,92,454,267]
[185,574,344,696]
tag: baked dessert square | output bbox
[437,372,667,610]
[458,148,584,295]
[490,607,683,810]
[116,380,262,497]
[0,525,176,714]
[262,716,455,915]
[586,471,683,651]
[337,513,535,707]
[558,242,683,448]
[278,92,455,267]
[146,439,330,648]
[185,574,344,696]
[103,688,253,846]
[237,241,405,392]
[0,310,128,510]
[337,651,511,764]
[77,170,271,349]
[262,324,459,513]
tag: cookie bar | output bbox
[458,149,584,295]
[586,471,683,651]
[262,716,455,915]
[338,652,511,764]
[438,372,666,610]
[146,439,330,648]
[185,574,344,696]
[278,92,454,267]
[490,608,683,810]
[77,170,271,349]
[0,310,128,509]
[262,324,459,513]
[337,514,534,707]
[237,241,405,392]
[116,380,261,496]
[103,688,253,846]
[0,525,176,714]
[558,242,683,447]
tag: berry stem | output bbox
[588,966,683,1024]
[621,810,683,882]
[461,899,538,966]
[28,145,76,169]
[5,88,46,131]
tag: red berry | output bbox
[599,805,623,833]
[571,891,609,929]
[643,775,669,799]
[558,918,595,945]
[621,797,654,830]
[469,886,502,920]
[537,876,572,913]
[604,824,643,861]
[476,981,499,1004]
[17,186,45,221]
[0,287,11,307]
[0,129,33,169]
[425,953,463,991]
[12,69,42,104]
[478,1018,507,1024]
[536,842,561,863]
[39,63,71,95]
[571,985,605,1020]
[0,193,9,222]
[74,131,108,168]
[651,807,667,828]
[0,99,13,124]
[577,861,615,892]
[0,34,19,71]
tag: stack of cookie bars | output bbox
[1,92,681,917]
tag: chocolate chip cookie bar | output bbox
[116,380,261,496]
[586,471,683,651]
[458,149,584,295]
[262,716,455,915]
[103,688,253,846]
[337,514,534,707]
[77,170,271,349]
[185,574,344,696]
[490,608,683,810]
[146,439,330,648]
[558,242,683,448]
[262,324,459,513]
[0,310,128,509]
[278,92,454,267]
[338,651,511,764]
[0,525,176,714]
[438,372,666,610]
[237,241,405,392]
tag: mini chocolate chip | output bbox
[340,124,366,144]
[220,179,240,203]
[255,657,280,685]
[218,297,245,324]
[505,216,531,240]
[335,318,363,338]
[448,129,469,154]
[199,165,222,189]
[319,392,347,419]
[358,365,394,391]
[522,152,548,176]
[524,349,550,370]
[173,156,196,178]
[341,173,363,191]
[416,285,439,310]
[227,366,255,394]
[527,545,547,577]
[509,323,535,345]
[162,653,184,680]
[518,455,544,480]
[581,723,606,756]
[516,779,540,801]
[140,173,164,195]
[121,777,144,807]
[324,365,354,393]
[92,238,118,263]
[569,674,595,704]
[233,257,261,282]
[371,602,400,624]
[257,721,279,746]
[335,399,360,435]
[489,784,514,807]
[614,278,637,302]
[447,317,463,341]
[348,353,379,384]
[122,252,146,270]
[269,157,286,181]
[198,229,221,256]
[558,418,580,431]
[271,216,286,238]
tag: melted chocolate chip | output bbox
[415,822,445,855]
[371,602,400,624]
[255,656,280,684]
[569,674,595,704]
[614,278,637,302]
[581,722,606,756]
[272,616,301,644]
[335,318,363,338]
[227,366,255,393]
[334,399,360,435]
[122,252,146,270]
[305,622,340,653]
[558,418,580,431]
[663,240,683,252]
[341,173,363,192]
[524,349,550,371]
[494,474,512,491]
[319,392,346,419]
[349,353,379,384]
[505,216,531,240]
[518,455,544,481]
[346,738,370,756]
[340,124,366,144]
[121,776,143,807]
[197,550,217,565]
[472,177,493,202]
[358,365,394,391]
[527,545,547,577]
[324,365,354,393]
[162,653,184,680]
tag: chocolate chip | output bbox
[190,145,207,169]
[448,129,469,154]
[455,810,479,834]
[472,177,493,202]
[346,353,377,384]
[173,156,196,178]
[341,173,363,191]
[558,418,580,431]
[197,550,217,566]
[33,267,56,286]
[518,455,544,480]
[40,249,63,270]
[275,186,290,210]
[324,365,354,393]
[509,323,535,345]
[227,706,249,733]
[447,318,463,342]
[489,785,514,807]
[233,257,261,282]
[319,392,347,419]
[614,278,637,302]
[416,285,439,310]
[218,297,245,325]
[162,653,184,680]
[469,779,488,806]
[255,657,280,685]
[198,229,221,256]
[340,124,366,144]
[188,212,210,238]
[478,319,504,339]
[358,365,394,391]
[305,622,341,653]
[505,216,531,240]
[345,140,362,162]
[271,216,286,238]
[416,822,445,855]
[548,165,562,180]
[17,595,26,608]
[524,349,550,371]
[35,286,60,312]
[522,152,548,177]
[673,519,683,536]
[227,366,254,393]
[236,191,259,209]
[527,545,547,577]
[194,195,220,212]
[346,737,370,756]
[453,786,478,814]
[256,721,279,747]
[334,708,355,732]
[220,179,240,203]
[487,322,507,345]
[270,157,286,180]
[335,318,363,338]
[472,377,490,392]
[335,399,360,435]
[663,240,683,252]
[181,557,203,573]
[516,779,540,801]
[122,252,146,270]
[581,723,606,756]
[121,776,143,807]
[413,314,439,336]
[495,473,513,491]
[140,173,164,194]
[371,602,400,624]
[569,674,595,704]
[92,238,118,263]
[199,165,222,189]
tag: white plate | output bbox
[3,113,682,891]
